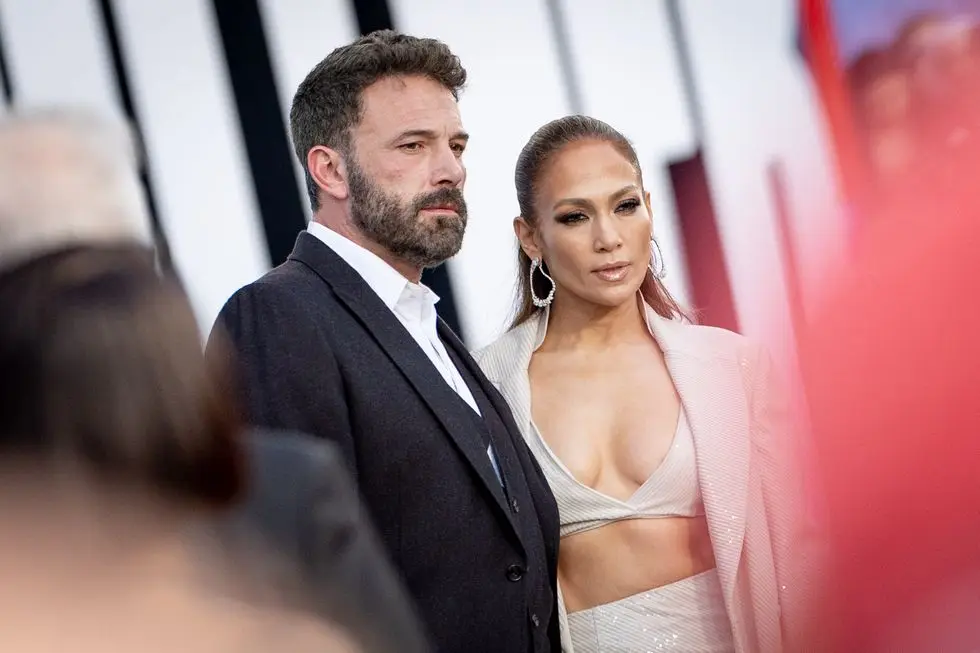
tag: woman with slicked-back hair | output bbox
[474,115,821,653]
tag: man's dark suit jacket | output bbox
[213,429,430,653]
[208,232,561,653]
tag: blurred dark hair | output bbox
[511,114,687,329]
[0,245,244,507]
[290,29,467,211]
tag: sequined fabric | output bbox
[566,569,735,653]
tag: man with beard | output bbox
[209,30,561,653]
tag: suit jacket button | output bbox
[530,613,540,628]
[510,498,520,513]
[505,564,524,582]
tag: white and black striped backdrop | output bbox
[0,0,845,357]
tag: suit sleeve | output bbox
[300,440,431,653]
[750,345,829,651]
[207,282,358,477]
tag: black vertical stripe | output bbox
[0,7,15,104]
[663,0,739,332]
[349,0,465,341]
[534,0,589,330]
[664,0,704,139]
[544,0,584,114]
[212,0,306,267]
[96,0,173,275]
[350,0,393,35]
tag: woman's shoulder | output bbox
[655,312,760,363]
[470,319,539,381]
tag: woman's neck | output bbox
[540,293,649,352]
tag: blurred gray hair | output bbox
[0,107,154,273]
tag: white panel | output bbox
[390,0,571,349]
[112,0,270,334]
[0,0,121,118]
[560,0,698,308]
[258,0,358,222]
[678,0,842,357]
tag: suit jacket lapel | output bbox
[288,233,512,518]
[438,320,512,427]
[650,311,750,616]
[439,320,532,451]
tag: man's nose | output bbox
[431,143,464,187]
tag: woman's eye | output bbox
[616,199,641,213]
[557,212,587,224]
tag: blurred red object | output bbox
[798,0,870,213]
[801,204,980,650]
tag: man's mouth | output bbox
[420,204,459,213]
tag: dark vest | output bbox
[444,342,556,653]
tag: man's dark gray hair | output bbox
[289,29,467,211]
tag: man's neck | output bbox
[313,214,422,283]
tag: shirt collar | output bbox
[396,280,440,324]
[308,221,440,312]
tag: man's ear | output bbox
[514,216,542,261]
[307,145,348,202]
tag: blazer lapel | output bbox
[439,320,525,442]
[650,311,750,617]
[288,233,512,517]
[476,319,540,440]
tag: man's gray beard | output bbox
[347,159,467,270]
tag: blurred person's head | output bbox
[0,107,373,653]
[848,48,913,130]
[0,244,243,513]
[290,30,469,279]
[0,243,370,653]
[0,108,367,653]
[511,115,685,327]
[0,107,240,515]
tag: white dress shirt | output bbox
[308,222,501,480]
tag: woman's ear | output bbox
[307,145,348,202]
[513,216,542,261]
